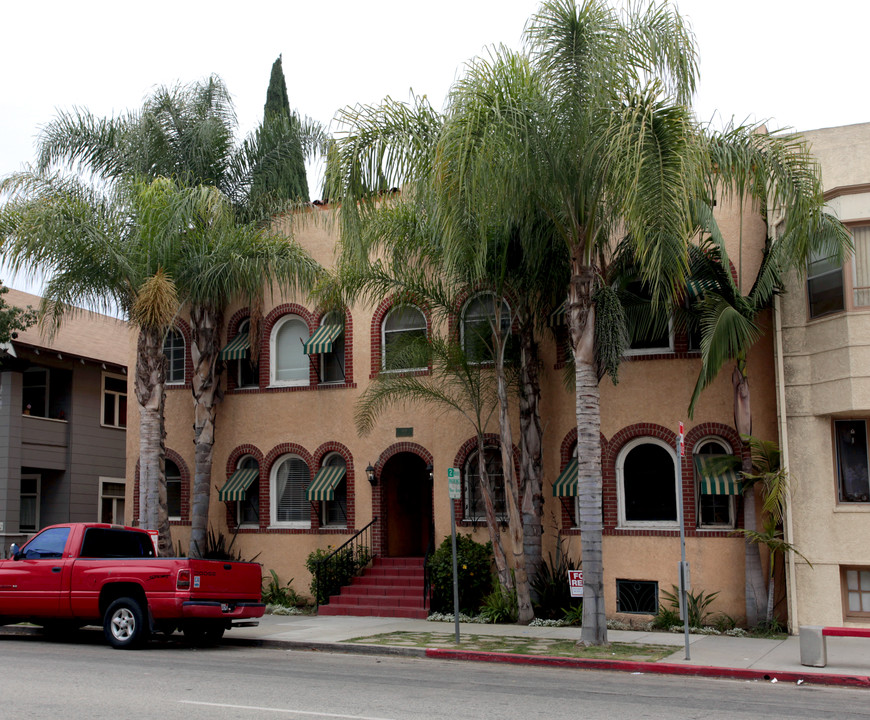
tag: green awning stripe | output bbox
[220,333,250,360]
[552,457,578,497]
[686,276,716,302]
[303,324,342,355]
[218,468,259,502]
[306,465,346,502]
[695,456,742,495]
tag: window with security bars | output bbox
[321,453,347,527]
[273,455,310,525]
[163,329,185,384]
[842,567,870,620]
[616,579,658,614]
[100,480,126,525]
[464,448,506,522]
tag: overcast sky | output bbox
[3,0,869,293]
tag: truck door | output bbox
[0,526,72,617]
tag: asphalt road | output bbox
[1,631,868,719]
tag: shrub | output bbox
[306,544,371,606]
[262,569,303,607]
[480,585,518,623]
[561,602,583,626]
[531,552,579,619]
[660,586,720,628]
[428,535,493,614]
[651,604,681,630]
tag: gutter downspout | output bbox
[773,292,799,634]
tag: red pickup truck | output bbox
[0,523,265,649]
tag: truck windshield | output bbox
[80,528,156,558]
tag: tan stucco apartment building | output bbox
[129,191,779,625]
[778,122,870,629]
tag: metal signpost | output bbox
[677,422,691,660]
[447,467,462,643]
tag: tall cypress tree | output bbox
[259,54,308,202]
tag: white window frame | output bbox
[320,452,348,528]
[101,372,127,429]
[270,454,311,529]
[381,304,428,373]
[236,454,260,528]
[19,473,40,533]
[166,460,182,522]
[98,477,127,525]
[623,316,674,356]
[460,292,511,365]
[269,315,310,388]
[163,329,185,385]
[616,436,680,529]
[319,311,345,385]
[693,437,736,529]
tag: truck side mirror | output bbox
[9,543,21,560]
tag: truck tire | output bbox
[104,597,149,649]
[183,620,225,646]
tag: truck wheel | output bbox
[104,597,149,649]
[183,621,225,646]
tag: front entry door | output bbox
[382,453,432,557]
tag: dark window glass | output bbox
[80,528,155,558]
[807,253,845,318]
[623,442,677,522]
[465,448,507,521]
[166,460,182,518]
[836,420,870,502]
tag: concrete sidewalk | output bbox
[226,613,870,688]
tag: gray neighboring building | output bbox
[0,289,132,553]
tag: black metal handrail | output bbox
[314,518,377,610]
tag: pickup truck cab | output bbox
[0,523,265,648]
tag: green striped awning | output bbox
[218,468,258,502]
[302,324,342,355]
[552,457,578,497]
[220,333,250,360]
[306,465,347,502]
[548,299,567,327]
[695,455,742,495]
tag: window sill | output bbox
[100,423,127,431]
[267,523,312,530]
[834,503,870,512]
[617,523,680,530]
[22,415,68,423]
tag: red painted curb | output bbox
[424,648,870,688]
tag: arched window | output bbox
[236,319,259,389]
[320,452,347,527]
[461,293,511,364]
[319,311,345,384]
[382,305,427,372]
[237,454,260,526]
[694,437,736,528]
[464,447,506,522]
[617,437,678,527]
[163,329,185,384]
[166,459,182,521]
[271,455,311,526]
[271,315,309,386]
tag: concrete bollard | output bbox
[799,626,827,668]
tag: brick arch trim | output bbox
[166,318,193,389]
[684,422,742,457]
[133,449,191,526]
[262,304,317,387]
[312,305,354,385]
[313,441,356,532]
[375,442,433,477]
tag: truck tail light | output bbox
[177,569,191,591]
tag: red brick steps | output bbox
[317,557,429,619]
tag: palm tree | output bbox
[685,123,851,625]
[0,173,187,555]
[437,0,699,645]
[33,75,326,557]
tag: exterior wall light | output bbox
[366,463,377,486]
[426,463,433,483]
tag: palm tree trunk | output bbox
[476,442,511,591]
[570,263,607,646]
[189,304,225,558]
[518,317,544,596]
[733,366,766,627]
[134,326,172,556]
